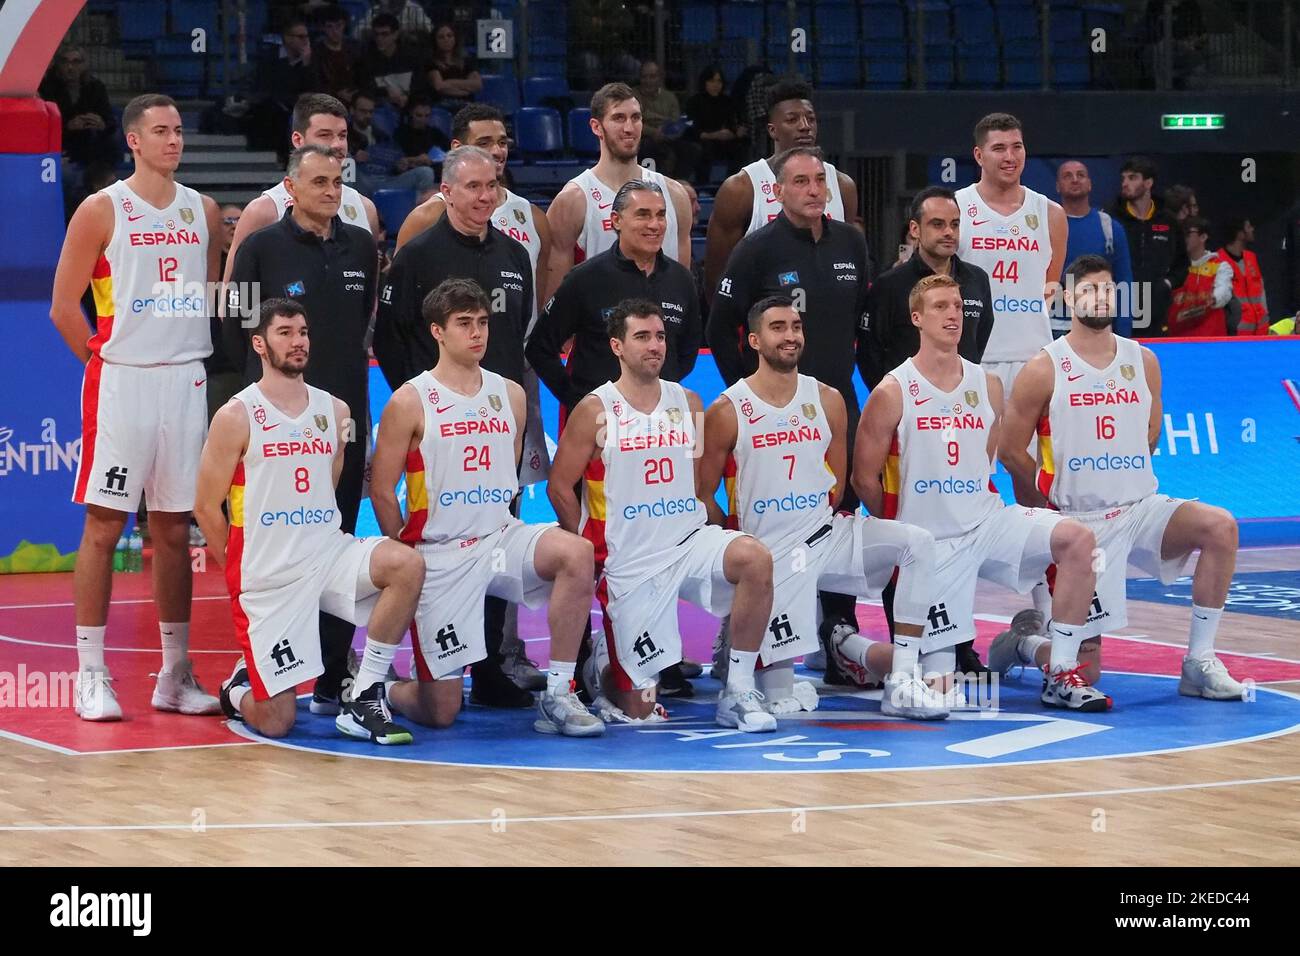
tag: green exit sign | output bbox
[1161,113,1225,130]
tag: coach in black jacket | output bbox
[526,179,701,411]
[372,146,533,390]
[861,186,994,388]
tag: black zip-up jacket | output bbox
[373,214,533,389]
[1111,198,1188,336]
[707,211,871,402]
[859,252,995,388]
[525,243,701,410]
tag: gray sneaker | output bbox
[501,604,546,691]
[535,687,606,736]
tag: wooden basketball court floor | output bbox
[0,545,1296,867]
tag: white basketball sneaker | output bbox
[152,660,221,715]
[75,665,122,721]
[881,671,949,720]
[1041,665,1111,712]
[1179,656,1247,700]
[716,687,777,732]
[535,684,606,736]
[765,680,820,714]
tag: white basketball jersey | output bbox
[570,166,681,265]
[1038,337,1157,513]
[582,380,704,586]
[885,358,1002,540]
[400,369,518,548]
[262,180,372,233]
[742,157,845,236]
[723,375,834,556]
[227,383,341,593]
[90,179,211,365]
[955,183,1054,362]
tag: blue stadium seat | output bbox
[371,189,417,237]
[172,0,219,38]
[1004,56,1043,87]
[722,4,764,39]
[513,107,565,162]
[371,103,399,139]
[996,2,1040,41]
[922,46,955,87]
[817,57,861,88]
[530,58,567,78]
[863,52,908,88]
[119,0,167,43]
[480,74,521,114]
[681,4,718,44]
[529,37,567,57]
[957,53,1000,87]
[766,1,812,36]
[917,2,952,43]
[815,2,860,49]
[1053,57,1091,88]
[567,108,600,158]
[530,2,568,39]
[1051,7,1087,45]
[861,0,907,41]
[524,76,571,107]
[697,193,715,225]
[428,107,452,141]
[953,2,996,37]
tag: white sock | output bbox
[547,660,576,696]
[832,629,876,668]
[160,622,189,671]
[76,625,106,671]
[920,647,956,683]
[1018,632,1051,667]
[229,684,250,713]
[890,632,921,678]
[1048,620,1085,672]
[1031,582,1053,622]
[725,649,759,694]
[1187,605,1223,661]
[756,660,794,698]
[354,638,398,695]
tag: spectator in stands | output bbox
[685,65,748,182]
[359,0,432,36]
[314,4,363,105]
[1167,216,1231,337]
[1142,0,1209,89]
[252,19,321,159]
[1113,155,1187,336]
[358,12,426,111]
[219,204,242,275]
[1217,217,1270,335]
[394,96,449,168]
[426,22,482,112]
[571,0,642,91]
[636,59,696,178]
[1164,183,1199,224]
[206,202,247,423]
[1056,159,1134,337]
[349,90,436,199]
[40,44,117,169]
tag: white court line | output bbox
[2,773,1298,834]
[0,634,240,655]
[0,596,228,611]
[0,727,80,757]
[75,741,260,756]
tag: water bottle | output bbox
[113,535,128,572]
[127,528,143,573]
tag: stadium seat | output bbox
[681,4,719,44]
[815,2,860,49]
[119,0,166,43]
[513,107,565,162]
[529,37,567,57]
[523,76,571,108]
[922,46,955,87]
[567,108,600,158]
[861,0,907,42]
[953,1,996,37]
[480,74,521,114]
[530,58,567,78]
[996,1,1040,41]
[371,188,417,237]
[863,53,908,88]
[957,53,1001,88]
[722,5,764,39]
[1004,56,1044,87]
[917,2,953,43]
[428,107,452,141]
[817,57,861,88]
[1053,57,1091,88]
[530,2,568,39]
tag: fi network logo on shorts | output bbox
[50,886,151,936]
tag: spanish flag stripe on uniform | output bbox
[881,431,901,519]
[400,449,429,545]
[1036,412,1055,501]
[582,457,608,570]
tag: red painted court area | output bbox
[3,558,1298,755]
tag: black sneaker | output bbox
[219,656,249,721]
[335,683,413,744]
[819,617,859,686]
[956,640,992,679]
[469,661,535,708]
[657,662,694,698]
[678,659,704,679]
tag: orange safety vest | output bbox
[1168,258,1227,336]
[1216,248,1268,335]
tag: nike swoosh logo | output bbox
[436,405,454,413]
[913,397,931,406]
[1067,374,1084,382]
[1194,613,1209,621]
[194,379,206,388]
[729,657,741,664]
[128,214,144,222]
[597,202,612,210]
[765,197,780,204]
[261,423,279,431]
[747,415,765,424]
[618,417,636,426]
[972,219,989,226]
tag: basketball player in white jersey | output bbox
[955,113,1068,397]
[698,296,944,718]
[195,298,425,743]
[50,93,225,721]
[854,275,1103,711]
[543,82,693,299]
[369,279,603,736]
[548,300,778,731]
[704,78,862,299]
[996,255,1247,703]
[222,93,378,286]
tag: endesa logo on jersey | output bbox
[1068,389,1141,406]
[913,477,987,495]
[1066,454,1148,473]
[131,294,206,316]
[751,425,823,448]
[127,230,201,246]
[262,438,334,457]
[439,417,510,437]
[992,295,1045,313]
[439,485,514,507]
[753,490,829,515]
[623,495,699,520]
[259,506,336,526]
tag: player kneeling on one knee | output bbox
[196,298,424,744]
[370,278,604,737]
[548,299,779,732]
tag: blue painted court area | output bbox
[235,670,1300,774]
[1128,571,1300,621]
